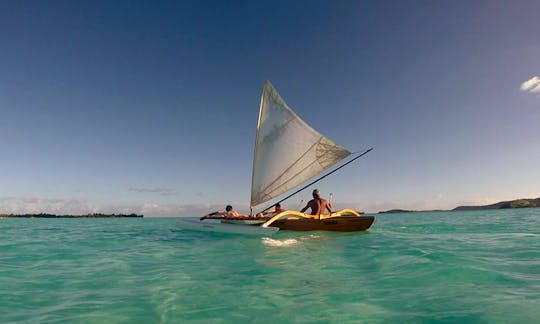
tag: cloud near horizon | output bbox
[0,196,100,215]
[2,195,515,217]
[128,187,177,196]
[520,76,540,93]
[0,196,223,217]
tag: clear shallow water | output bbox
[1,209,539,323]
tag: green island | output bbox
[0,213,143,218]
[378,209,415,214]
[379,197,540,214]
[452,197,540,211]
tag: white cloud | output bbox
[0,196,231,217]
[520,76,540,93]
[0,197,100,215]
[128,187,177,196]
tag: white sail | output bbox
[250,81,351,207]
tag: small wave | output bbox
[261,237,298,247]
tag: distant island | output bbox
[453,197,540,211]
[378,209,415,214]
[378,197,540,214]
[0,213,143,218]
[378,209,444,214]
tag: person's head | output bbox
[275,203,281,209]
[312,189,320,199]
[225,205,233,212]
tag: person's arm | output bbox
[326,201,333,214]
[200,211,217,220]
[201,211,225,220]
[300,202,309,213]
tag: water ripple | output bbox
[1,211,539,323]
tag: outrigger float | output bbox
[183,81,375,234]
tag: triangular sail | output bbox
[250,81,351,207]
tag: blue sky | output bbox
[1,0,539,216]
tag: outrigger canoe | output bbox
[193,209,374,233]
[192,81,375,233]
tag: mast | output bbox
[250,81,267,212]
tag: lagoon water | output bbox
[1,209,539,323]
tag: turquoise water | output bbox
[1,209,539,323]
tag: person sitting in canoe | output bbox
[200,205,240,220]
[256,203,285,218]
[300,189,332,220]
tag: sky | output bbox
[1,0,539,216]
